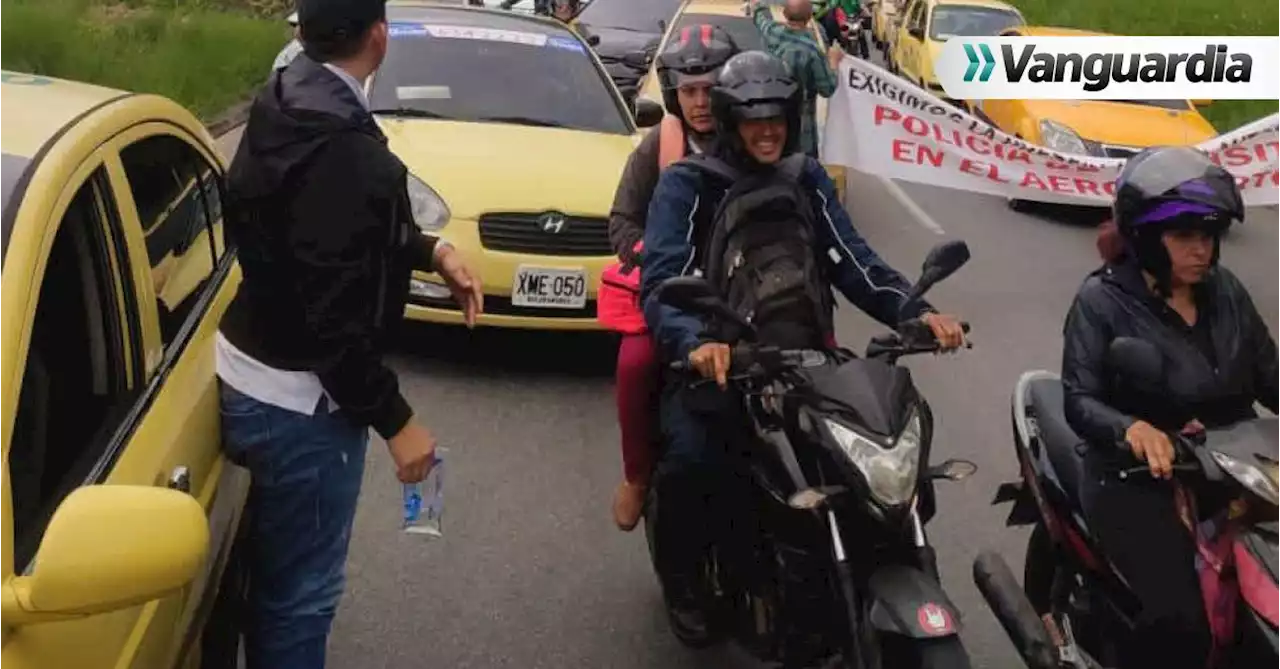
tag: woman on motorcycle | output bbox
[1062,146,1278,669]
[602,25,740,532]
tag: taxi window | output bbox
[928,6,1022,40]
[673,14,765,53]
[369,24,631,135]
[1,152,31,259]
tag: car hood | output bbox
[1025,99,1218,147]
[378,119,639,220]
[586,25,661,59]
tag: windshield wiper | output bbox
[369,107,455,120]
[476,115,568,129]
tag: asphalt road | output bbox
[215,122,1278,668]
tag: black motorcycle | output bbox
[645,240,979,669]
[973,336,1279,669]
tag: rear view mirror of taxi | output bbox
[1,485,209,626]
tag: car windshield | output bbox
[673,13,765,52]
[578,0,683,32]
[368,22,631,135]
[1109,99,1194,111]
[1,152,30,259]
[929,6,1022,40]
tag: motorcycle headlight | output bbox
[1211,451,1280,506]
[825,411,923,508]
[407,172,450,232]
[1038,119,1090,156]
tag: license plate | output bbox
[511,266,588,309]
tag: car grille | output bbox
[478,212,613,256]
[1102,144,1140,159]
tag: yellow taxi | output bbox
[0,71,248,668]
[968,26,1219,161]
[637,0,849,200]
[889,0,1023,105]
[375,2,661,331]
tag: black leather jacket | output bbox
[1062,259,1278,448]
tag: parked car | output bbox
[0,70,248,669]
[374,2,663,331]
[574,0,685,108]
[889,0,1023,106]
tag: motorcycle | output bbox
[839,5,872,59]
[645,240,979,669]
[978,336,1279,668]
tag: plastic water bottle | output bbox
[402,449,445,537]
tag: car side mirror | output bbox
[0,485,209,627]
[909,26,924,40]
[900,240,970,318]
[655,276,757,338]
[1107,337,1165,388]
[634,98,664,128]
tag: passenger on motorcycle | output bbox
[603,25,741,532]
[1062,146,1278,669]
[640,49,965,643]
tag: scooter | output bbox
[978,336,1279,668]
[645,240,979,669]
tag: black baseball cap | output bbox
[297,0,387,42]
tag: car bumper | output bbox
[405,218,613,332]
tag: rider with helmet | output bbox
[603,24,740,532]
[1062,146,1278,669]
[640,50,965,643]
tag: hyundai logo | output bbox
[539,212,568,234]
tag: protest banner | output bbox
[822,57,1279,207]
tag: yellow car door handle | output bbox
[168,465,191,494]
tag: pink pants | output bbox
[615,332,658,484]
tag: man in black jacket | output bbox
[216,0,480,666]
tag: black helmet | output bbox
[1113,146,1243,290]
[710,50,802,162]
[656,23,738,121]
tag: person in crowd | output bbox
[271,11,305,74]
[602,24,740,532]
[1063,146,1277,669]
[748,0,843,159]
[640,49,965,643]
[218,0,481,666]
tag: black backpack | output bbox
[680,153,834,348]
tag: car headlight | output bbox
[825,411,923,508]
[407,172,450,232]
[1038,119,1090,156]
[1211,451,1280,506]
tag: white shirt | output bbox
[216,62,372,416]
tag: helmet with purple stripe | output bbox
[1111,146,1244,290]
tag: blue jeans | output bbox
[219,383,369,669]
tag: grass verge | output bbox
[1,0,288,120]
[1013,0,1279,132]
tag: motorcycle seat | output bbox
[1025,376,1089,509]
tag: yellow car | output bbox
[889,0,1023,105]
[1,71,249,668]
[374,2,662,331]
[637,0,849,199]
[969,26,1218,161]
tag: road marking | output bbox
[877,176,946,235]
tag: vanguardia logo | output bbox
[934,37,1277,101]
[962,44,996,82]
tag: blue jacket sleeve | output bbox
[803,160,932,327]
[641,167,708,362]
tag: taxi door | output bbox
[100,121,248,669]
[892,0,928,83]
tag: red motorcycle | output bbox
[974,337,1278,669]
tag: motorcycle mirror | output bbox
[927,458,978,482]
[1106,337,1165,387]
[655,276,757,337]
[900,240,970,318]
